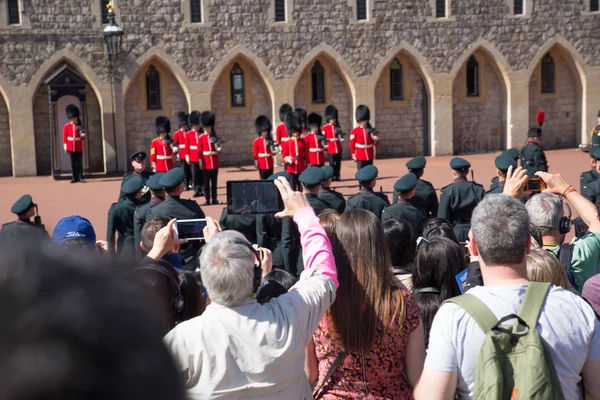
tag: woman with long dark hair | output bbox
[412,237,465,345]
[307,210,425,399]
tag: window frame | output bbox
[513,0,523,15]
[311,61,326,105]
[435,0,446,18]
[389,58,404,101]
[230,63,246,108]
[190,0,202,23]
[274,0,286,22]
[145,65,162,111]
[466,56,480,98]
[356,0,367,20]
[7,0,20,25]
[591,0,600,12]
[540,53,556,94]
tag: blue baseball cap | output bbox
[52,215,96,245]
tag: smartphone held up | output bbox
[173,219,208,241]
[525,177,547,193]
[227,180,284,215]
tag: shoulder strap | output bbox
[313,350,347,399]
[444,294,498,334]
[518,282,551,328]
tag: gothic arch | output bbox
[449,39,511,90]
[526,36,586,80]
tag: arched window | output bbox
[389,58,403,101]
[466,56,479,97]
[541,53,555,94]
[146,65,162,110]
[357,0,367,20]
[591,0,599,12]
[230,63,245,107]
[311,61,325,104]
[274,0,285,21]
[513,0,523,14]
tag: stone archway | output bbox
[451,49,507,154]
[209,55,273,165]
[0,90,11,176]
[123,57,189,159]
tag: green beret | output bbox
[406,156,426,170]
[355,165,379,182]
[11,194,35,215]
[592,131,600,147]
[121,175,143,195]
[130,151,147,162]
[450,157,471,171]
[159,168,185,190]
[321,165,334,180]
[503,148,520,161]
[146,173,165,191]
[590,147,600,161]
[299,167,325,187]
[495,154,517,172]
[527,127,542,138]
[394,173,418,193]
[268,171,292,183]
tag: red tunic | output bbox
[198,133,220,170]
[150,137,174,172]
[275,123,288,145]
[282,138,307,175]
[185,129,202,163]
[173,129,188,159]
[305,132,326,166]
[63,122,85,153]
[350,126,378,161]
[323,124,343,154]
[253,137,274,170]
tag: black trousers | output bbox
[357,160,373,170]
[329,153,342,179]
[203,169,218,203]
[182,159,192,187]
[290,173,302,192]
[191,162,204,195]
[69,151,83,181]
[259,168,273,180]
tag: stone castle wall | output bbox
[0,96,11,176]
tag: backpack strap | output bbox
[518,282,551,328]
[444,294,499,334]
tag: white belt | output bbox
[329,138,340,142]
[258,153,272,157]
[67,137,81,141]
[156,155,173,160]
[280,137,289,142]
[203,151,217,156]
[356,144,373,149]
[178,145,186,148]
[309,148,324,152]
[189,145,198,150]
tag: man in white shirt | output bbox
[415,167,600,400]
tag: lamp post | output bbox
[103,1,124,172]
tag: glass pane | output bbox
[233,75,243,90]
[275,0,286,21]
[233,93,243,106]
[191,0,202,22]
[436,0,446,17]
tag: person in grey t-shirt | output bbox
[414,167,600,400]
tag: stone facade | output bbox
[0,95,11,176]
[1,0,600,176]
[33,85,52,176]
[85,85,105,173]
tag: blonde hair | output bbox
[526,248,572,290]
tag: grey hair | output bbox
[471,194,530,266]
[525,193,564,236]
[199,231,254,307]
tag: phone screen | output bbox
[527,179,541,190]
[176,219,208,240]
[227,180,283,215]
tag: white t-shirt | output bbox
[424,284,600,400]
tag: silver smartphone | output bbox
[174,219,208,241]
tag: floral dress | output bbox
[313,289,421,399]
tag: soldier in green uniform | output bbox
[382,173,425,233]
[486,154,517,195]
[0,195,49,245]
[521,127,548,178]
[149,167,205,270]
[299,167,332,216]
[490,148,519,191]
[119,151,154,203]
[438,157,485,242]
[133,173,165,259]
[107,175,145,259]
[219,207,257,245]
[393,156,438,217]
[346,165,390,219]
[318,165,346,214]
[581,147,600,207]
[580,135,600,190]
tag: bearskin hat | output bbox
[355,105,370,122]
[284,111,302,135]
[177,111,189,127]
[325,105,338,122]
[155,116,171,135]
[188,111,201,126]
[66,104,80,119]
[255,115,272,135]
[200,111,215,128]
[307,112,322,128]
[279,104,293,122]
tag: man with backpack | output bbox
[415,167,600,400]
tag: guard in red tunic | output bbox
[199,111,222,205]
[185,111,204,198]
[173,111,191,189]
[63,104,86,183]
[150,116,174,173]
[253,115,275,180]
[275,104,293,166]
[350,104,379,170]
[323,105,344,181]
[295,108,308,139]
[282,111,308,191]
[305,112,326,168]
